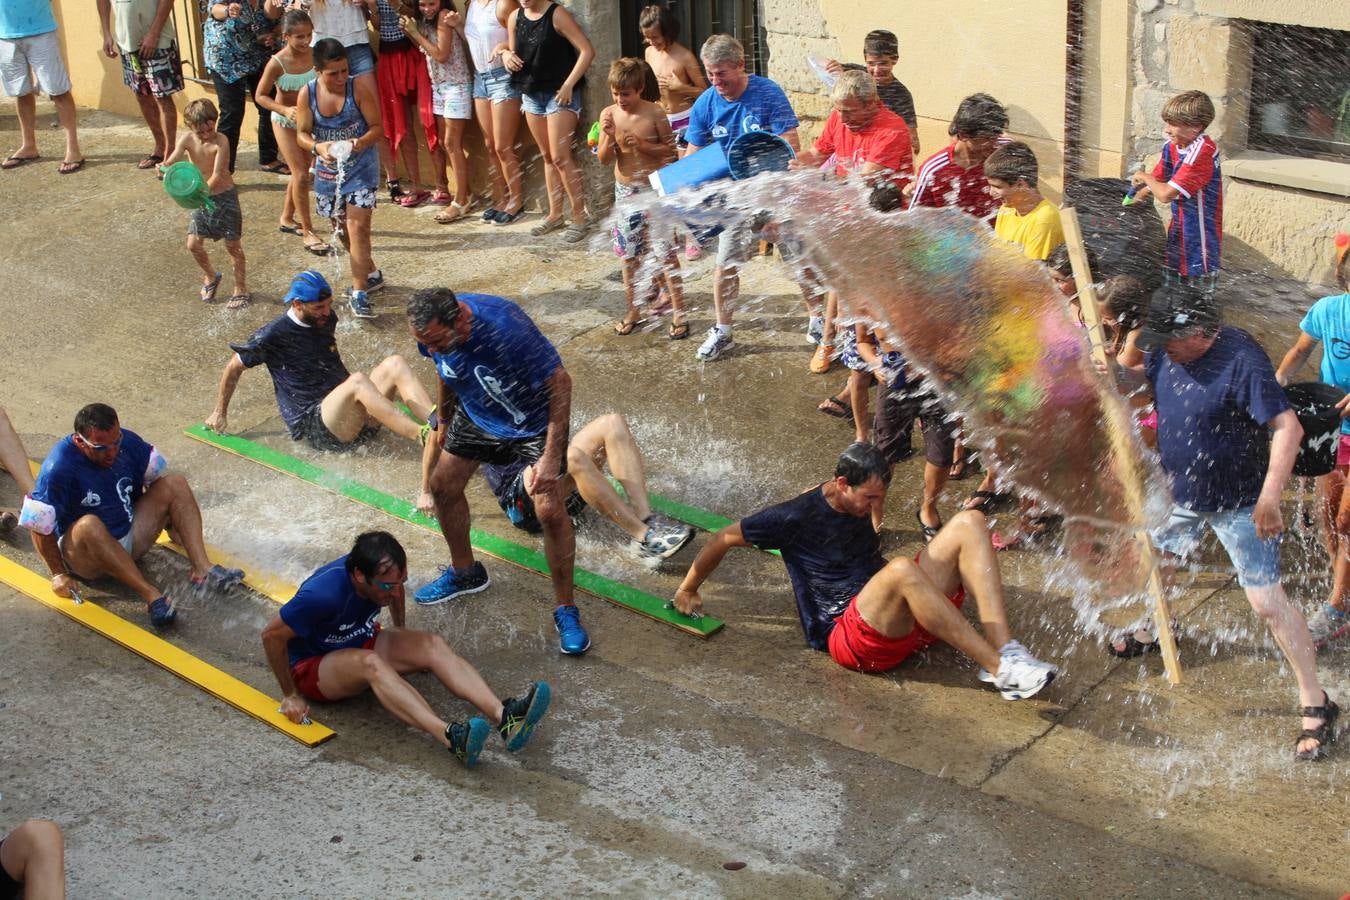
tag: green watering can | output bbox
[162,160,214,211]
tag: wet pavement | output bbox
[0,100,1346,898]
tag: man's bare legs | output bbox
[11,91,81,165]
[530,485,576,606]
[853,510,1013,675]
[0,406,35,497]
[319,355,435,442]
[133,91,176,160]
[315,629,502,747]
[429,451,480,570]
[0,818,65,900]
[560,414,650,541]
[1245,582,1331,755]
[131,474,213,579]
[51,92,82,164]
[58,515,163,605]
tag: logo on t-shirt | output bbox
[436,359,457,381]
[117,478,134,521]
[81,490,101,507]
[475,365,527,425]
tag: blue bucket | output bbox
[648,143,731,196]
[727,131,795,180]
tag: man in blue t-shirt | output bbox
[0,0,84,173]
[405,287,592,656]
[672,442,1057,699]
[681,33,825,364]
[205,271,436,452]
[1120,280,1336,761]
[19,402,242,626]
[261,531,552,768]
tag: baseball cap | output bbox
[284,270,332,304]
[1133,280,1220,352]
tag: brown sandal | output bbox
[668,319,690,340]
[613,317,641,335]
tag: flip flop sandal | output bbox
[138,154,164,170]
[648,289,673,314]
[304,239,333,256]
[963,490,1009,512]
[428,190,453,205]
[226,292,253,310]
[816,396,852,419]
[399,190,432,208]
[58,159,86,175]
[668,319,690,340]
[278,223,304,235]
[531,217,567,236]
[2,154,39,169]
[261,161,291,175]
[200,272,223,303]
[990,531,1022,551]
[915,509,941,543]
[613,317,642,335]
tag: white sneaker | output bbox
[695,327,734,361]
[634,519,695,560]
[992,641,1057,700]
[1308,604,1350,647]
[806,316,824,345]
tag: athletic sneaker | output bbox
[1308,603,1349,647]
[695,327,734,362]
[148,596,177,627]
[446,716,490,767]
[499,681,552,752]
[991,640,1057,700]
[553,603,590,655]
[192,564,245,598]
[365,269,386,293]
[414,561,490,605]
[806,315,824,346]
[634,519,695,561]
[349,290,375,319]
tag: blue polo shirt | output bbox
[417,294,562,440]
[23,430,161,539]
[684,75,798,149]
[280,556,382,667]
[231,309,351,439]
[0,0,57,40]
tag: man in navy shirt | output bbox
[261,531,551,768]
[406,287,591,655]
[205,271,436,451]
[673,443,1057,698]
[1120,280,1336,760]
[681,34,825,363]
[20,403,241,626]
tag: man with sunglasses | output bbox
[20,402,242,626]
[262,531,552,768]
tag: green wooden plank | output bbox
[184,425,722,637]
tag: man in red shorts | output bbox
[672,443,1058,697]
[261,531,552,767]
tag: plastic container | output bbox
[648,143,731,196]
[1285,381,1345,477]
[726,131,795,180]
[161,160,212,210]
[807,53,837,89]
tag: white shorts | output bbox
[0,30,72,98]
[431,82,472,121]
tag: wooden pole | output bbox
[1060,206,1182,685]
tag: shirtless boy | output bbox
[161,98,249,309]
[639,4,706,146]
[596,57,687,339]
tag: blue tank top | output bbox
[309,77,378,196]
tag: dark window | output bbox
[619,0,764,74]
[1248,22,1350,162]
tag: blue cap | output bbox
[284,270,332,304]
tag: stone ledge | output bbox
[1224,150,1350,198]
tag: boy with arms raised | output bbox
[597,57,687,339]
[161,98,249,308]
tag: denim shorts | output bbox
[345,42,375,78]
[1151,504,1281,588]
[521,88,581,117]
[472,65,520,103]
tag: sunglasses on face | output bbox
[77,434,122,451]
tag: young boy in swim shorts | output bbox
[596,57,688,339]
[161,98,249,309]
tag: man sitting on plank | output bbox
[262,531,551,768]
[205,270,436,452]
[0,404,35,534]
[417,411,694,561]
[406,287,591,656]
[20,403,242,626]
[672,442,1059,698]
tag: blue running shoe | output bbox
[446,716,490,767]
[553,604,590,655]
[148,596,177,627]
[192,564,245,598]
[499,681,551,752]
[414,561,490,605]
[349,290,375,318]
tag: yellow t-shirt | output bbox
[994,198,1064,261]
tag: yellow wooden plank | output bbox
[0,550,334,747]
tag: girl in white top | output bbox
[465,0,524,223]
[268,0,377,81]
[403,0,474,221]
